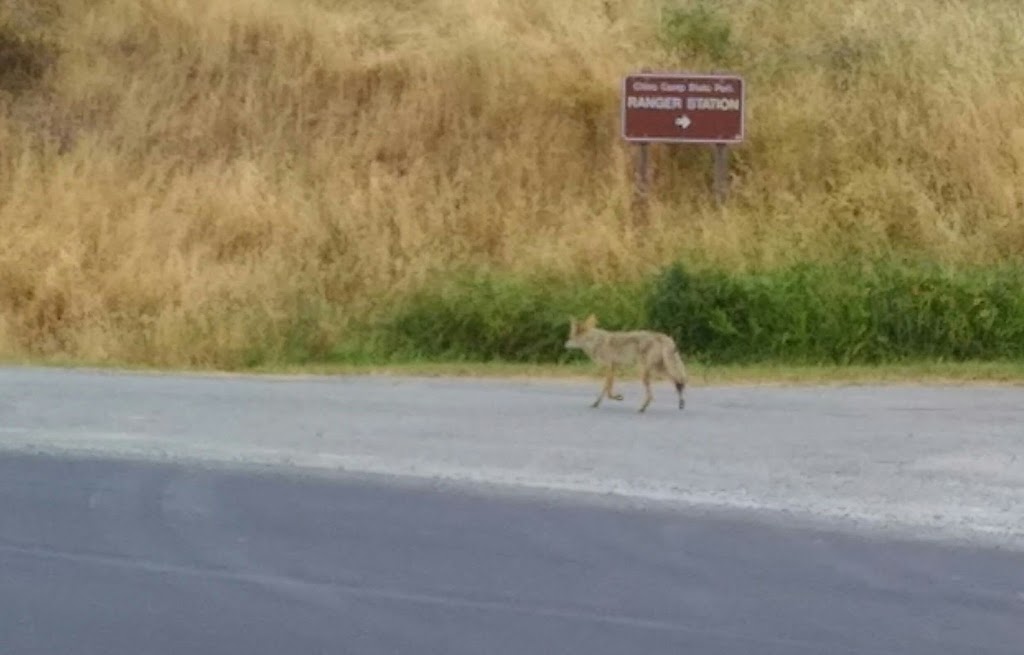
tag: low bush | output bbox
[647,261,1024,364]
[380,261,1024,365]
[380,271,647,363]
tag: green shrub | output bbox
[0,20,55,95]
[658,1,734,64]
[381,271,647,362]
[371,262,1024,366]
[646,261,1024,364]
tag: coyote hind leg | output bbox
[637,369,653,413]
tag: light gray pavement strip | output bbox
[1,366,1022,548]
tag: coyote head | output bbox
[564,314,598,350]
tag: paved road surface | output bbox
[3,452,1023,655]
[1,367,1022,547]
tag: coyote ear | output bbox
[584,313,598,329]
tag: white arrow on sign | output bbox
[674,115,692,129]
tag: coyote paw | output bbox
[610,394,624,401]
[678,398,686,410]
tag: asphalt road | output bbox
[3,452,1023,655]
[1,366,1022,547]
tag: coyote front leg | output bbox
[591,368,622,407]
[608,369,624,401]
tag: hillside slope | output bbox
[2,0,1023,367]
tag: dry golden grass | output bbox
[2,0,1024,367]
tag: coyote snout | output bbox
[565,314,687,413]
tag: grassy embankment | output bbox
[2,0,1024,383]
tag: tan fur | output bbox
[564,314,687,413]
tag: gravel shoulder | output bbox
[2,366,1022,549]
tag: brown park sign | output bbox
[621,72,744,144]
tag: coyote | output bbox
[564,314,687,413]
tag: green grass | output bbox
[647,260,1024,364]
[374,260,1024,368]
[374,271,648,364]
[8,259,1024,387]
